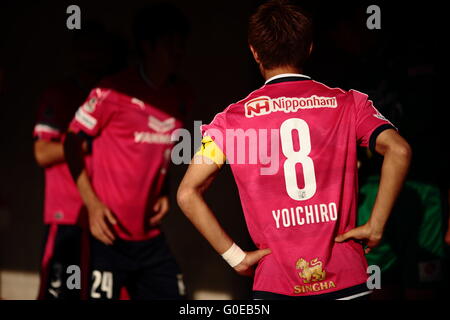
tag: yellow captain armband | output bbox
[194,136,226,167]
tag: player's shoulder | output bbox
[310,79,358,97]
[310,80,372,107]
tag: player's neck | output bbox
[262,66,303,81]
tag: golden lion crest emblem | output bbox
[296,258,326,283]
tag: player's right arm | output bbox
[64,131,116,245]
[177,138,271,276]
[64,88,117,245]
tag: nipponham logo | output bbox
[245,95,338,118]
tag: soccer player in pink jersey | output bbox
[34,23,121,300]
[177,1,411,300]
[64,4,190,300]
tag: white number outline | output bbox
[280,118,317,201]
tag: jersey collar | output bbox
[265,73,311,85]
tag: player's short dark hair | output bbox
[132,3,190,53]
[248,0,313,70]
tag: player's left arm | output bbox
[177,154,271,276]
[149,176,170,227]
[336,129,412,253]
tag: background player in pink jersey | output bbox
[33,23,124,299]
[64,4,191,300]
[177,0,412,300]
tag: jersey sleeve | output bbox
[352,90,397,152]
[69,88,113,137]
[194,136,226,167]
[200,109,228,156]
[33,90,63,141]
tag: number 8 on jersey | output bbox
[280,118,317,201]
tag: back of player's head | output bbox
[132,3,190,55]
[248,0,313,70]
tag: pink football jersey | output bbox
[69,67,189,241]
[34,80,92,225]
[201,74,395,296]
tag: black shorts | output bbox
[38,224,90,300]
[89,234,185,300]
[253,284,372,300]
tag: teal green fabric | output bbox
[358,176,445,274]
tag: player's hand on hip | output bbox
[87,200,117,245]
[149,195,170,227]
[334,223,383,254]
[233,248,272,277]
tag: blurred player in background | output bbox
[177,0,411,300]
[34,22,125,299]
[64,4,191,300]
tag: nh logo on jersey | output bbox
[148,116,176,133]
[245,97,271,117]
[245,95,338,118]
[294,258,336,294]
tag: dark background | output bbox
[0,0,444,299]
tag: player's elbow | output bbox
[34,141,51,167]
[394,141,412,160]
[388,139,412,164]
[176,185,197,214]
